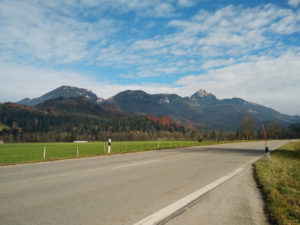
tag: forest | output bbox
[0,98,299,143]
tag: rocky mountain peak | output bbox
[17,85,104,106]
[191,89,217,102]
[195,89,211,97]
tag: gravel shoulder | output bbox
[166,165,269,225]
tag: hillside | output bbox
[17,85,104,106]
[0,97,188,142]
[109,89,300,130]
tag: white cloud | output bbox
[288,0,300,7]
[0,0,119,64]
[127,4,300,78]
[0,1,300,116]
[201,58,234,70]
[270,9,300,34]
[177,0,197,7]
[2,51,300,115]
[169,4,300,58]
[96,4,300,79]
[0,61,177,102]
[176,52,300,115]
[0,62,95,101]
[1,1,299,77]
[80,0,178,18]
[132,38,165,51]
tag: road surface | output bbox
[0,140,288,225]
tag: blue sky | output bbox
[0,0,300,115]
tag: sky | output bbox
[0,0,299,115]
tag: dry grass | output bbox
[254,141,300,225]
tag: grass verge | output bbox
[254,141,300,225]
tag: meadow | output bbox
[254,141,300,225]
[0,140,227,165]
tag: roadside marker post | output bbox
[43,147,46,160]
[76,145,79,157]
[261,123,270,161]
[108,139,111,154]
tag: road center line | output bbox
[111,160,161,170]
[133,167,244,225]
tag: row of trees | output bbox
[0,102,193,142]
[1,120,297,143]
[0,124,190,143]
[0,128,236,143]
[238,116,297,140]
[1,102,299,142]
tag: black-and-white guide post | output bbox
[261,123,270,161]
[108,139,111,154]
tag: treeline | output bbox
[1,122,298,143]
[238,116,300,140]
[0,102,192,142]
[1,103,299,143]
[1,124,188,143]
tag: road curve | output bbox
[0,140,288,225]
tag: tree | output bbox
[190,130,196,140]
[1,128,9,142]
[216,129,224,141]
[267,121,282,139]
[70,131,76,142]
[12,128,20,142]
[240,116,256,140]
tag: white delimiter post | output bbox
[76,145,79,157]
[108,139,111,154]
[43,147,46,160]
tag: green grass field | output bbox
[254,141,300,225]
[0,140,231,165]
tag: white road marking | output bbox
[111,160,161,170]
[133,167,244,225]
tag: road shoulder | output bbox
[166,165,269,225]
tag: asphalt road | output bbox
[0,140,288,225]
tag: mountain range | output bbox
[16,85,300,130]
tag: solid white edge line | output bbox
[111,160,161,170]
[132,167,244,225]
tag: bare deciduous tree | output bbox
[240,116,256,140]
